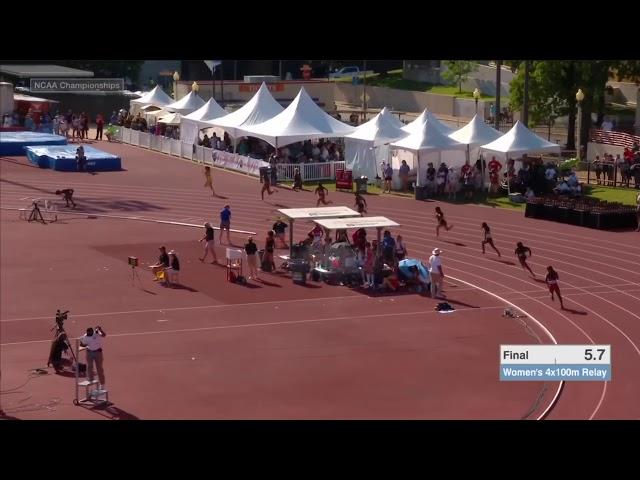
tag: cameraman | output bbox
[80,326,107,389]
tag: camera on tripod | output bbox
[55,309,69,332]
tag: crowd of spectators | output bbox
[197,133,345,165]
[592,144,640,189]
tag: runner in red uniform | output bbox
[545,266,564,309]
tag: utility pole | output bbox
[363,59,367,123]
[494,60,501,130]
[522,60,531,127]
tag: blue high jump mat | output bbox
[24,145,122,171]
[0,131,67,156]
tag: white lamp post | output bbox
[473,88,480,113]
[191,81,199,93]
[173,71,180,100]
[576,88,585,161]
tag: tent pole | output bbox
[289,220,294,259]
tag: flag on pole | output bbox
[204,60,222,73]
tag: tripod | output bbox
[49,324,77,373]
[28,202,46,224]
[131,264,142,286]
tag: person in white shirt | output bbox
[428,248,445,299]
[80,326,107,388]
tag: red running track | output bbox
[1,142,639,420]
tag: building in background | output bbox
[137,60,181,91]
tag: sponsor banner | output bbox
[211,150,269,176]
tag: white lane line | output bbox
[1,305,506,346]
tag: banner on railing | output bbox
[212,151,269,176]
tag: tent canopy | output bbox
[182,98,227,126]
[237,87,355,148]
[180,98,228,144]
[140,104,162,112]
[130,85,173,107]
[313,216,400,230]
[13,93,59,103]
[277,206,360,221]
[344,107,409,181]
[448,114,503,146]
[207,82,283,138]
[391,118,466,153]
[164,91,206,115]
[402,109,454,136]
[158,112,181,125]
[480,121,561,156]
[345,107,408,146]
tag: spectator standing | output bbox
[272,218,289,249]
[383,163,393,193]
[199,222,218,264]
[219,205,231,245]
[244,236,259,280]
[95,113,104,140]
[428,248,445,299]
[399,160,411,192]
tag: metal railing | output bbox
[275,161,345,181]
[117,127,346,181]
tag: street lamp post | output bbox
[173,71,180,100]
[576,88,585,161]
[473,88,480,114]
[192,81,199,93]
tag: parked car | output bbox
[328,66,374,80]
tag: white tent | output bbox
[158,112,181,125]
[180,98,228,144]
[480,121,561,195]
[164,91,206,115]
[449,114,503,146]
[480,120,561,156]
[344,107,409,180]
[144,108,169,124]
[402,109,454,136]
[449,114,504,189]
[130,85,173,109]
[237,87,355,148]
[207,82,283,139]
[391,118,467,187]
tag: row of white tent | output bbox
[129,83,561,181]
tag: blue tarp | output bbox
[398,258,430,282]
[24,145,122,172]
[0,131,67,156]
